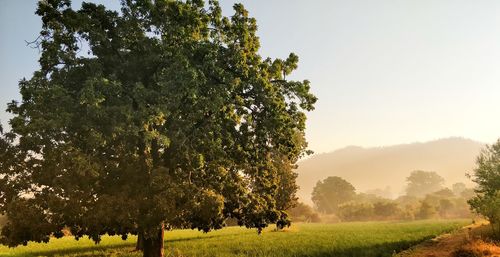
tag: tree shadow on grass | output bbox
[2,242,136,257]
[5,232,243,257]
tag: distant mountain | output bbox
[296,137,484,204]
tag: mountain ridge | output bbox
[296,137,485,204]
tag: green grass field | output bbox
[0,219,469,257]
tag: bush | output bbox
[469,192,500,238]
[373,201,400,219]
[417,200,438,219]
[288,202,322,223]
[337,202,374,221]
[399,205,416,221]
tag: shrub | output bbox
[337,202,374,221]
[373,201,400,218]
[288,202,322,223]
[417,200,438,219]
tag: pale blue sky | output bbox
[1,1,500,153]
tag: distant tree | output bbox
[400,204,417,221]
[288,202,321,223]
[417,187,471,219]
[438,199,454,218]
[365,187,392,199]
[468,139,500,237]
[0,1,316,256]
[460,188,475,200]
[417,200,438,219]
[395,195,419,207]
[356,192,384,204]
[432,188,455,198]
[311,176,356,214]
[405,170,445,198]
[452,198,472,218]
[373,201,400,219]
[452,183,467,196]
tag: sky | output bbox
[1,0,500,154]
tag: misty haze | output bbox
[0,1,499,257]
[296,137,484,203]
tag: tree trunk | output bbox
[136,230,144,251]
[142,224,164,257]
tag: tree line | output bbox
[289,171,474,223]
[288,140,500,240]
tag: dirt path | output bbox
[397,223,500,257]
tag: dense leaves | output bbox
[311,176,356,214]
[0,0,316,254]
[405,170,445,198]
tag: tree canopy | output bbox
[405,170,444,198]
[311,176,356,214]
[0,1,316,256]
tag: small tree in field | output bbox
[405,170,445,198]
[311,176,356,214]
[468,139,500,238]
[0,1,316,256]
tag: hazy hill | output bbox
[296,137,484,204]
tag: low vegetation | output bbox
[296,171,474,223]
[453,239,500,257]
[0,220,468,257]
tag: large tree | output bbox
[0,1,316,256]
[405,170,444,198]
[311,176,356,214]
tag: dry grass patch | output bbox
[452,240,500,257]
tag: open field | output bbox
[0,219,469,257]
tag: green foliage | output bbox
[337,202,374,221]
[373,201,401,218]
[405,170,445,197]
[0,220,469,257]
[417,200,438,219]
[394,187,473,221]
[355,192,385,204]
[469,192,500,237]
[311,176,356,214]
[468,139,500,237]
[400,204,417,221]
[274,152,302,229]
[452,182,467,196]
[308,175,471,222]
[0,0,316,251]
[287,202,321,223]
[0,215,6,228]
[413,188,467,220]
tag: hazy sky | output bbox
[1,0,500,154]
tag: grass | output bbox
[0,219,469,257]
